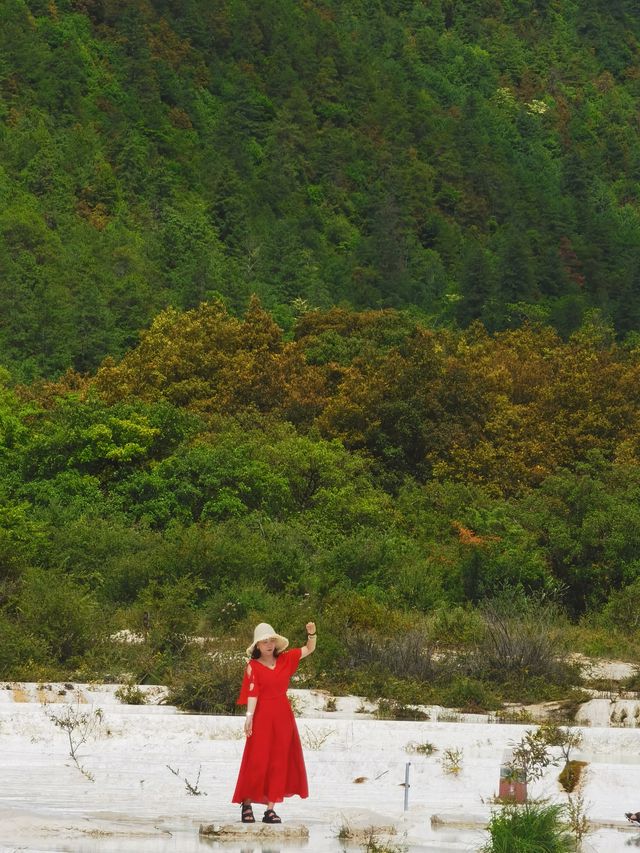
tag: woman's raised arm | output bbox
[300,621,316,658]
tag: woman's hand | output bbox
[244,713,253,738]
[306,621,316,635]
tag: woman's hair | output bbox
[251,643,281,659]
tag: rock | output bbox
[333,809,399,841]
[199,823,309,838]
[431,813,487,830]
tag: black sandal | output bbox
[262,808,282,823]
[241,803,255,823]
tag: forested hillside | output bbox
[2,1,640,704]
[2,0,640,378]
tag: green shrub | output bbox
[482,802,576,852]
[115,681,147,705]
[428,605,484,647]
[16,568,103,665]
[205,582,271,631]
[134,575,202,653]
[492,678,584,706]
[321,588,411,636]
[375,698,428,721]
[568,622,640,661]
[167,649,244,714]
[95,635,175,685]
[598,579,640,632]
[442,676,499,713]
[349,669,434,706]
[0,613,49,678]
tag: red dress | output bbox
[232,647,308,805]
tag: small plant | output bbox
[440,747,463,775]
[536,722,585,792]
[495,708,534,724]
[323,695,338,712]
[361,828,407,853]
[405,740,437,756]
[508,728,556,789]
[115,681,147,705]
[375,699,428,720]
[301,725,336,750]
[337,823,352,841]
[288,692,304,715]
[566,793,592,846]
[45,704,104,781]
[538,723,583,764]
[166,764,207,796]
[336,825,405,853]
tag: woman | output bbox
[232,620,317,824]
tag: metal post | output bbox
[403,762,411,811]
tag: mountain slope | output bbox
[1,0,640,376]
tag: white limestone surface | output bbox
[0,684,639,851]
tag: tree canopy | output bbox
[1,0,640,377]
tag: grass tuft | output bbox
[482,802,576,852]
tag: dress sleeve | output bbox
[285,647,303,675]
[237,662,260,705]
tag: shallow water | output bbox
[0,822,477,853]
[3,821,640,852]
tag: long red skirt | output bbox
[232,696,308,804]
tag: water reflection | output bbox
[200,836,307,852]
[198,835,309,853]
[239,848,281,853]
[2,832,473,853]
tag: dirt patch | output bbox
[11,686,29,702]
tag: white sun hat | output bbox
[246,622,289,657]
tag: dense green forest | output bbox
[2,0,640,707]
[1,300,640,708]
[2,0,640,378]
